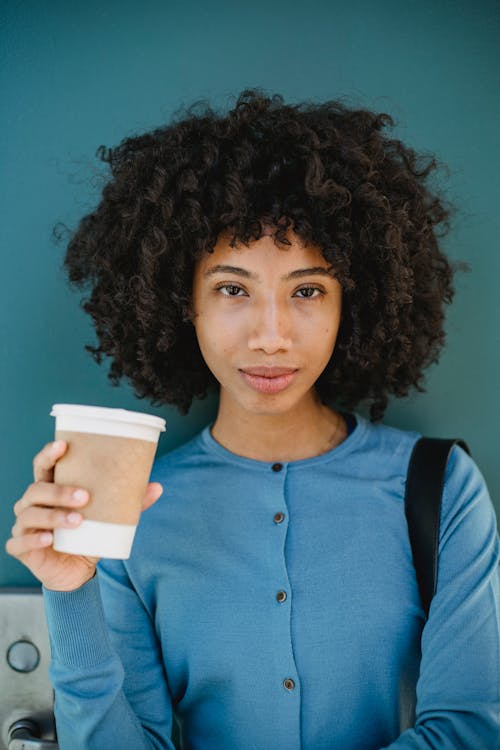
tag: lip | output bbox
[239,367,299,394]
[240,367,298,377]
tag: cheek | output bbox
[303,305,340,340]
[194,313,238,363]
[305,315,340,365]
[317,327,337,355]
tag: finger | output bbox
[14,482,89,516]
[141,482,163,512]
[11,506,83,538]
[5,530,54,558]
[33,440,68,483]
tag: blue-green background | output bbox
[2,0,499,586]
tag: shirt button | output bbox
[271,463,283,472]
[283,678,295,691]
[273,512,285,524]
[276,590,287,603]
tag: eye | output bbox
[293,286,324,299]
[215,283,247,297]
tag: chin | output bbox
[248,404,292,417]
[240,390,308,417]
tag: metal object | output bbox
[7,641,40,673]
[0,588,57,750]
[8,719,58,749]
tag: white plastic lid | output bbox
[50,404,166,442]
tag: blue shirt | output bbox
[43,412,500,749]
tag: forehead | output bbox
[195,230,329,274]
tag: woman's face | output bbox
[191,229,343,418]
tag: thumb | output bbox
[142,482,164,512]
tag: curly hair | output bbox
[54,87,468,422]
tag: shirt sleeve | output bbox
[380,444,500,750]
[43,559,177,750]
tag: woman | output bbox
[6,88,500,749]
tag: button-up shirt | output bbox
[43,412,500,749]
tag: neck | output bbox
[210,389,348,462]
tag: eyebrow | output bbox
[203,264,336,281]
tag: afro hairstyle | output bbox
[55,87,468,421]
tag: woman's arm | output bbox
[380,444,500,749]
[43,562,177,750]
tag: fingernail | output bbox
[66,512,82,524]
[72,490,89,502]
[53,440,65,451]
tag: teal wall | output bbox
[2,0,499,586]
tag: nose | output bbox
[247,297,292,353]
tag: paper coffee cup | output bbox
[50,404,166,559]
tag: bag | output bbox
[404,436,471,620]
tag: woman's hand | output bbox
[5,439,163,592]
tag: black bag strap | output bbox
[404,436,471,620]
